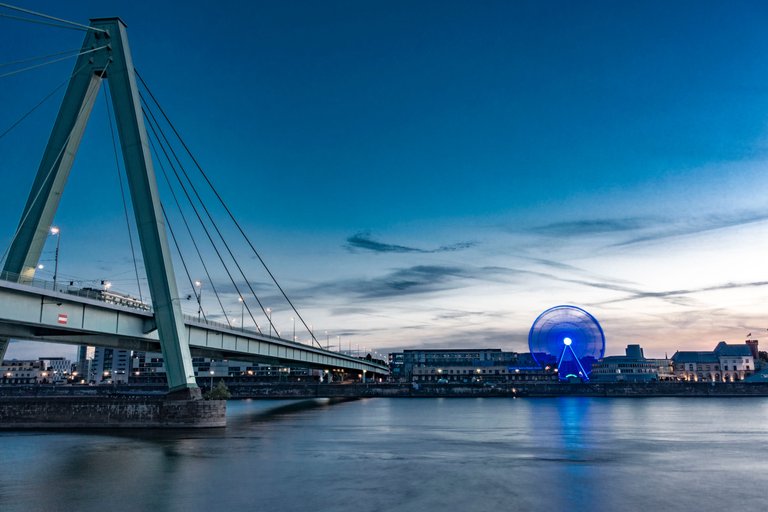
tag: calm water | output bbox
[1,397,767,511]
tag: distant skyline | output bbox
[1,0,768,361]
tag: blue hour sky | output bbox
[1,0,768,361]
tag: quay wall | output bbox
[0,396,226,428]
[4,382,768,402]
[224,381,768,398]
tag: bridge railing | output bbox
[0,271,152,312]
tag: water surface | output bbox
[1,397,766,511]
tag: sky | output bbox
[1,0,768,361]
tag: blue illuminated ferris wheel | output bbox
[528,305,605,381]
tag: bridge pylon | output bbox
[1,18,199,397]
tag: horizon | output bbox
[2,0,768,362]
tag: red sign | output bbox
[57,313,68,325]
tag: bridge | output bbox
[0,6,389,409]
[0,277,385,377]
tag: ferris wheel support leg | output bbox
[568,345,590,381]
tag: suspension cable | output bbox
[161,202,205,322]
[0,47,82,69]
[141,91,273,337]
[136,71,320,347]
[0,3,107,32]
[0,12,93,31]
[144,111,231,327]
[0,60,91,141]
[103,81,144,303]
[0,45,107,79]
[0,61,111,269]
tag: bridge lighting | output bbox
[238,296,244,330]
[37,264,44,269]
[266,307,272,336]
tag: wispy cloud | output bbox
[533,218,651,236]
[346,231,475,254]
[303,264,518,301]
[592,280,768,306]
[612,210,768,247]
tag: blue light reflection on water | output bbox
[1,397,767,512]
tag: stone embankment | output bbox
[0,396,226,428]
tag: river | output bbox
[1,397,767,511]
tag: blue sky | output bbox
[1,0,768,361]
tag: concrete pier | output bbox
[0,397,226,428]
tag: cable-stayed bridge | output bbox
[0,7,389,400]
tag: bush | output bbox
[205,380,231,400]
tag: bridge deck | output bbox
[0,279,388,375]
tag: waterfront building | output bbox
[76,345,95,383]
[1,359,45,384]
[672,341,755,382]
[392,349,553,383]
[90,347,132,384]
[38,357,73,383]
[591,344,669,382]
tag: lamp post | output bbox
[209,369,214,391]
[267,308,272,336]
[238,296,244,330]
[50,226,60,290]
[325,331,329,350]
[291,317,295,342]
[195,280,203,320]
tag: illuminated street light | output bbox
[267,307,272,336]
[238,296,244,330]
[50,226,60,290]
[195,280,203,320]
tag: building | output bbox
[38,357,73,383]
[672,341,755,382]
[391,348,553,383]
[90,347,132,384]
[591,344,670,382]
[1,359,45,384]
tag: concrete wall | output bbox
[0,397,226,428]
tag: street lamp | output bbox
[50,226,60,290]
[267,307,272,336]
[291,317,295,342]
[195,280,203,320]
[209,369,214,390]
[238,296,244,330]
